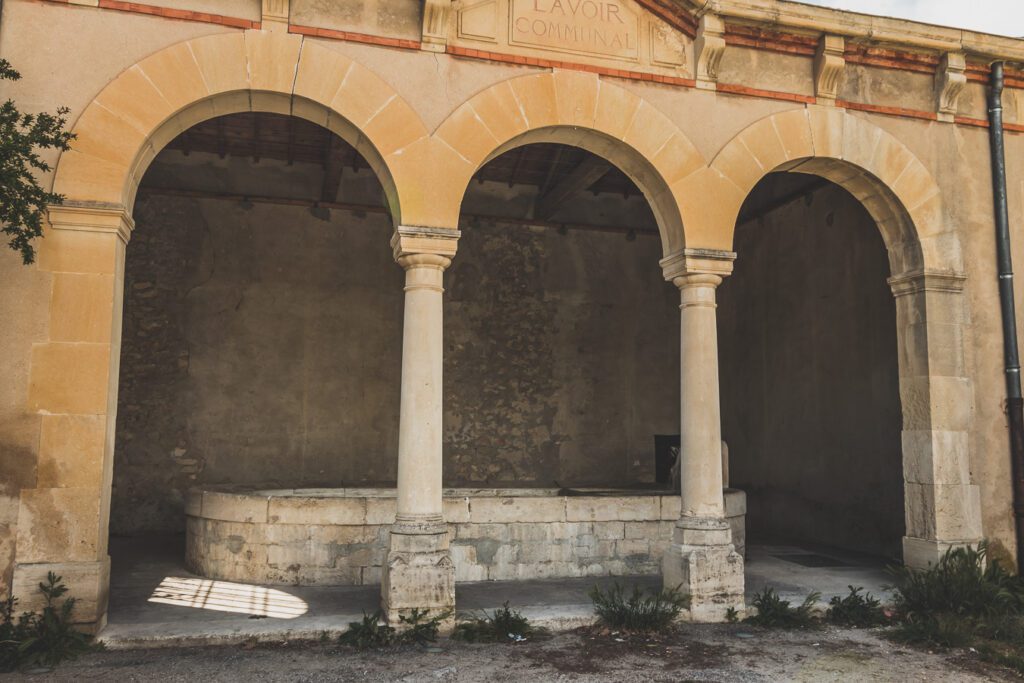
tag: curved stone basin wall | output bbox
[186,488,746,586]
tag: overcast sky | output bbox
[797,0,1024,37]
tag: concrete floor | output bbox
[100,535,891,648]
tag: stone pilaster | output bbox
[888,269,983,567]
[659,249,744,622]
[381,226,460,626]
[13,204,133,632]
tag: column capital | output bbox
[47,203,134,244]
[660,248,735,284]
[887,268,967,298]
[391,225,460,263]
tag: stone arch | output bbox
[413,70,704,255]
[13,31,430,628]
[703,106,980,568]
[51,31,428,223]
[695,107,960,277]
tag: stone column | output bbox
[659,249,744,622]
[381,226,460,626]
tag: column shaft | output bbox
[679,274,726,519]
[395,255,447,529]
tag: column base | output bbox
[662,517,744,623]
[12,557,110,634]
[381,521,455,628]
[902,535,982,569]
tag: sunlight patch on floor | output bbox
[148,577,308,619]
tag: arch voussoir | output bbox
[423,72,703,255]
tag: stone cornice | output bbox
[674,0,1024,65]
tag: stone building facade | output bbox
[1,0,1023,630]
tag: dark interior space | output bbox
[718,172,905,559]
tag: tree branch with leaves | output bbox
[0,59,75,265]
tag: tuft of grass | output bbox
[885,541,1024,675]
[338,609,449,650]
[338,611,396,649]
[745,587,820,628]
[888,542,1020,623]
[887,613,975,649]
[452,602,546,643]
[589,583,690,633]
[0,572,101,673]
[976,640,1024,674]
[826,586,889,628]
[399,608,447,646]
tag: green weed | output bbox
[338,608,449,649]
[826,586,889,628]
[745,587,820,628]
[886,542,1024,675]
[0,572,100,673]
[452,602,545,643]
[589,583,690,633]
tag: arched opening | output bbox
[107,111,401,613]
[718,171,905,567]
[442,140,689,580]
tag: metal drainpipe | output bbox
[987,61,1024,570]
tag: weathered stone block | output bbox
[902,429,970,485]
[455,523,510,541]
[364,497,397,525]
[263,523,310,545]
[298,565,363,586]
[469,496,566,523]
[724,489,747,517]
[12,558,109,629]
[660,496,682,520]
[566,497,659,522]
[593,521,626,539]
[624,521,657,540]
[16,487,102,563]
[203,491,269,524]
[184,489,203,517]
[663,542,744,622]
[268,496,364,525]
[509,523,554,542]
[381,548,455,625]
[362,566,383,585]
[443,497,471,524]
[36,414,105,489]
[616,539,651,557]
[28,343,112,415]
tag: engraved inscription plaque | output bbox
[510,0,640,61]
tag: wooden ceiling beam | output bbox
[534,155,612,220]
[321,135,346,203]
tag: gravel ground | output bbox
[5,624,1019,682]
